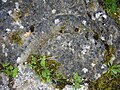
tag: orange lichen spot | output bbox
[24,31,32,37]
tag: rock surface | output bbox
[0,0,120,90]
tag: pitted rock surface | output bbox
[0,0,120,90]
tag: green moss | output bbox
[103,45,115,64]
[88,61,120,90]
[27,55,73,89]
[102,0,120,27]
[88,72,120,90]
[59,26,65,34]
[53,72,72,89]
[8,30,23,45]
[109,8,120,27]
[93,32,99,40]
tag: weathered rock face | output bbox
[0,0,120,90]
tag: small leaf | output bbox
[27,63,33,68]
[45,69,50,76]
[116,65,120,68]
[12,68,18,78]
[47,76,51,82]
[42,70,47,78]
[112,69,117,74]
[40,59,45,67]
[32,56,36,62]
[41,56,46,61]
[2,63,9,67]
[9,65,13,70]
[33,66,37,69]
[4,70,10,76]
[31,60,36,65]
[112,69,120,73]
[109,60,113,65]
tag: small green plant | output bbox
[88,62,120,90]
[1,63,18,78]
[73,72,82,89]
[40,56,51,82]
[27,55,74,89]
[28,55,52,82]
[107,62,120,76]
[27,55,60,83]
[103,44,115,64]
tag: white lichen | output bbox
[83,45,90,50]
[85,0,89,3]
[82,68,88,73]
[54,19,60,24]
[2,0,7,3]
[17,57,21,63]
[91,63,96,67]
[92,15,95,20]
[5,53,8,57]
[95,73,101,80]
[102,14,107,19]
[100,36,105,40]
[81,49,86,55]
[52,9,56,14]
[6,28,11,32]
[11,21,24,29]
[101,64,107,69]
[82,20,87,26]
[2,44,5,53]
[15,2,20,11]
[107,34,113,45]
[95,12,103,19]
[7,10,12,16]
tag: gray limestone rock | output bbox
[0,0,120,90]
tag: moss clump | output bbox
[59,26,65,34]
[8,30,23,45]
[103,45,115,64]
[27,55,73,89]
[93,32,99,40]
[89,62,120,90]
[88,71,120,90]
[102,0,120,27]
